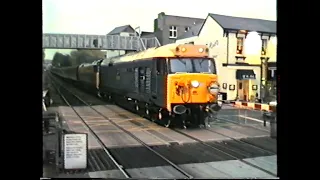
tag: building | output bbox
[176,13,277,102]
[153,12,205,45]
[105,25,138,58]
[140,31,156,38]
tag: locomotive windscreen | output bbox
[169,58,216,74]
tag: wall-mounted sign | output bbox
[64,133,88,170]
[242,74,255,79]
[208,40,219,48]
[237,57,245,61]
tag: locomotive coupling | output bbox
[173,105,187,115]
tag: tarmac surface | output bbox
[218,104,271,126]
[43,74,277,178]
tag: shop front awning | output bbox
[236,70,256,80]
[268,62,277,68]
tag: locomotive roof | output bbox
[101,43,208,65]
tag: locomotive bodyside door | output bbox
[151,58,167,107]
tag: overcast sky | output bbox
[43,0,277,60]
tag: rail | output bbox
[50,74,193,179]
[171,129,277,176]
[50,75,130,178]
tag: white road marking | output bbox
[238,115,270,125]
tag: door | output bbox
[150,58,166,106]
[237,80,243,100]
[243,80,249,101]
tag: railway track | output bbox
[50,75,193,179]
[50,74,277,178]
[102,104,277,176]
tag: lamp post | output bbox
[260,57,270,103]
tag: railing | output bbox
[43,33,161,51]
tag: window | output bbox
[261,39,268,55]
[169,58,216,74]
[169,26,177,38]
[185,27,190,32]
[239,82,242,90]
[236,37,244,54]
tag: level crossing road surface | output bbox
[44,74,277,179]
[48,104,277,179]
[218,104,271,126]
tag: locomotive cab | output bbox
[150,45,221,128]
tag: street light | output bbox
[260,57,270,103]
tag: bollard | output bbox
[270,115,277,139]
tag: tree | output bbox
[52,52,71,67]
[69,49,105,66]
[52,50,105,67]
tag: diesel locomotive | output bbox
[51,43,221,128]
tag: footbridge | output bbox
[42,33,161,51]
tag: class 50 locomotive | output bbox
[102,43,222,128]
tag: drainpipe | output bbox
[260,60,263,103]
[226,32,229,65]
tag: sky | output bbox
[43,0,277,60]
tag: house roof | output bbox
[177,23,203,40]
[208,13,276,34]
[140,31,155,38]
[107,25,135,35]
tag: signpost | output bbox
[63,133,88,170]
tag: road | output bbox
[216,104,272,126]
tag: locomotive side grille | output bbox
[134,67,139,93]
[145,67,151,94]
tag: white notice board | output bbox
[63,133,88,169]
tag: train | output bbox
[51,43,222,128]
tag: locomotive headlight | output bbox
[199,48,204,53]
[208,83,220,94]
[191,80,200,88]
